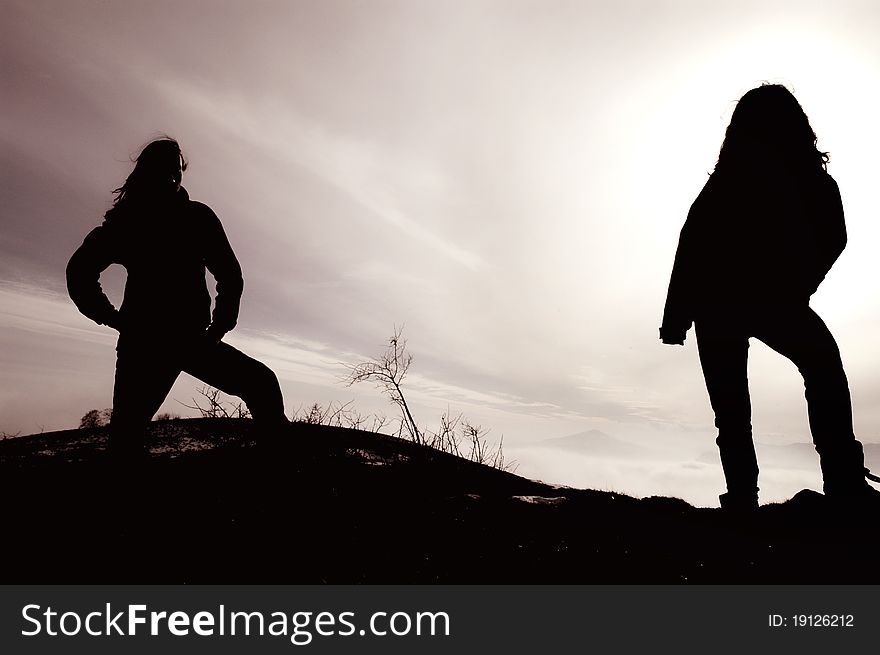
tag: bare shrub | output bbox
[343,325,421,444]
[181,386,251,419]
[79,408,112,429]
[461,420,513,471]
[425,408,463,457]
[344,326,514,471]
[291,400,389,432]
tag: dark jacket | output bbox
[660,167,846,343]
[66,187,243,339]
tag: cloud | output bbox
[153,78,487,271]
[0,283,113,347]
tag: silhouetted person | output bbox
[660,84,879,509]
[67,137,287,458]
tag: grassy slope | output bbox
[0,418,877,583]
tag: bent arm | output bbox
[660,173,723,345]
[660,179,715,345]
[202,207,244,336]
[660,221,697,344]
[66,226,122,328]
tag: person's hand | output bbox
[659,327,686,346]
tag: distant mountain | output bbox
[2,419,880,584]
[543,429,652,459]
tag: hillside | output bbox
[1,418,878,583]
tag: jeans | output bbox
[695,304,865,495]
[109,332,286,451]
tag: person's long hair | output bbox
[715,84,828,175]
[104,137,187,222]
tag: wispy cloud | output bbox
[155,79,487,271]
[0,283,114,347]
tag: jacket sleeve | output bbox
[807,174,846,295]
[202,205,244,334]
[659,222,697,343]
[66,225,122,329]
[659,179,713,344]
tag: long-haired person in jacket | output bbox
[67,137,288,458]
[660,84,879,509]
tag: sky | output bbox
[4,0,880,506]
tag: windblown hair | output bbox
[715,84,829,174]
[104,137,187,222]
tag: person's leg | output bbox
[183,340,287,429]
[110,337,181,456]
[695,317,759,507]
[754,305,867,495]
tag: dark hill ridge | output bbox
[1,418,878,583]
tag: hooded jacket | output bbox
[660,166,846,343]
[66,187,243,340]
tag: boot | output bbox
[716,431,760,512]
[823,470,880,507]
[719,489,759,512]
[818,440,878,504]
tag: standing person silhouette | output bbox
[67,137,288,458]
[660,84,879,509]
